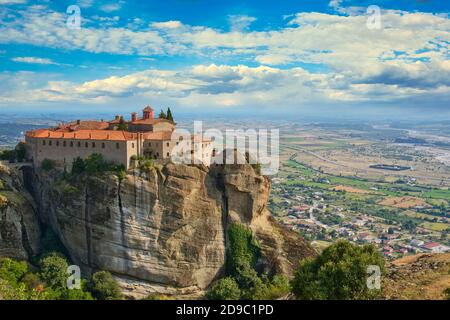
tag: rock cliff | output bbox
[0,163,41,260]
[4,162,314,298]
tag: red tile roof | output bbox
[423,242,440,249]
[26,129,138,141]
[56,121,109,131]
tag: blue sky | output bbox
[0,0,449,117]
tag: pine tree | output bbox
[166,108,174,122]
[158,109,167,119]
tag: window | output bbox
[49,141,52,146]
[132,143,135,148]
[56,141,59,147]
[78,141,81,147]
[166,152,169,157]
[102,143,105,149]
[176,142,179,145]
[63,141,66,147]
[92,142,95,148]
[156,152,159,157]
[70,141,73,147]
[42,140,46,146]
[116,143,119,149]
[166,142,169,147]
[85,142,88,148]
[148,142,151,147]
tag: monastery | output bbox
[24,106,213,170]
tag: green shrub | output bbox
[88,271,122,300]
[227,224,260,280]
[444,288,450,300]
[0,258,28,285]
[15,142,26,162]
[85,153,107,174]
[139,159,155,172]
[41,159,55,171]
[39,253,69,290]
[207,277,241,300]
[71,157,85,174]
[0,149,14,161]
[291,240,385,300]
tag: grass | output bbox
[401,210,437,220]
[420,222,450,232]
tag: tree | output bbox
[166,108,174,122]
[291,240,385,300]
[39,253,69,290]
[207,277,241,300]
[15,142,27,162]
[117,117,128,131]
[158,109,167,119]
[85,153,106,174]
[88,271,122,300]
[71,157,85,174]
[63,280,94,300]
[41,158,55,171]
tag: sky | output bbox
[0,0,449,119]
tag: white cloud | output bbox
[0,0,27,4]
[150,20,183,29]
[99,2,123,13]
[1,63,448,110]
[12,56,59,65]
[228,15,257,32]
[0,6,448,110]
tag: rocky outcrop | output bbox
[0,163,41,260]
[383,253,450,300]
[20,162,314,298]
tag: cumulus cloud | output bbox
[1,63,448,110]
[0,6,448,110]
[150,20,183,29]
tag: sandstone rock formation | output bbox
[0,163,41,260]
[4,162,314,298]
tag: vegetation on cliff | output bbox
[207,224,290,300]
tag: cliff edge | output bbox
[3,162,314,298]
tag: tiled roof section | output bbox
[130,118,174,125]
[143,131,174,140]
[56,121,109,131]
[26,129,138,141]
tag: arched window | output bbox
[42,140,46,146]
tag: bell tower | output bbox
[143,106,154,120]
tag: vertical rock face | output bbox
[23,163,315,298]
[0,164,41,260]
